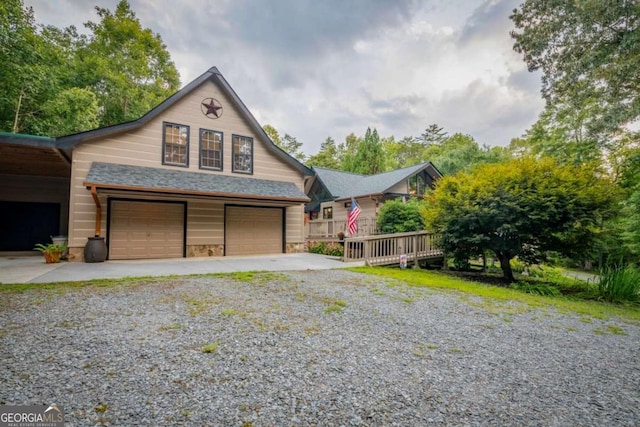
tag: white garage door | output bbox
[226,206,283,256]
[109,200,184,260]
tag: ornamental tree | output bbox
[423,157,618,281]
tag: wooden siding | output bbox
[321,198,378,223]
[386,180,408,195]
[68,79,306,249]
[0,174,70,234]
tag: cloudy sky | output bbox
[25,0,544,155]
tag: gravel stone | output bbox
[1,269,639,426]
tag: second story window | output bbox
[163,122,189,167]
[232,135,253,174]
[200,129,223,170]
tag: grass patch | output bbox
[220,309,239,317]
[323,304,345,314]
[606,325,627,335]
[201,342,220,353]
[348,266,640,322]
[229,271,288,285]
[158,323,183,331]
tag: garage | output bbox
[108,200,185,260]
[225,206,284,256]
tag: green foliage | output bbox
[0,0,59,133]
[422,133,510,176]
[423,157,619,281]
[597,264,640,303]
[511,0,640,145]
[351,127,385,175]
[308,241,343,257]
[264,124,306,162]
[306,137,340,169]
[78,0,180,127]
[0,0,179,135]
[511,282,560,297]
[377,198,424,234]
[40,87,99,136]
[33,242,67,254]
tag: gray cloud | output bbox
[24,0,545,154]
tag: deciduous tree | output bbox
[77,0,180,126]
[511,0,640,145]
[423,157,618,281]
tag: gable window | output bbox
[232,135,253,174]
[200,129,223,170]
[163,122,189,166]
[409,174,426,196]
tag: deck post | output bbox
[412,234,420,269]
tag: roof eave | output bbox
[84,181,310,203]
[379,162,443,194]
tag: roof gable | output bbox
[55,67,312,176]
[312,162,443,199]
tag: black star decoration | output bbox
[201,98,223,118]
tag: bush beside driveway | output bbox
[1,270,638,426]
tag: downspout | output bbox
[90,185,102,237]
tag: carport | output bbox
[0,132,71,252]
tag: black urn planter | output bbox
[84,236,107,263]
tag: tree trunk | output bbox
[496,251,515,282]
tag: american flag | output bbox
[347,197,361,235]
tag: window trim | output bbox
[199,128,224,171]
[231,134,254,175]
[162,121,190,167]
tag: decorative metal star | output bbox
[201,98,223,118]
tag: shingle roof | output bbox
[313,162,442,199]
[84,162,309,202]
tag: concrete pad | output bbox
[0,254,66,284]
[0,253,364,284]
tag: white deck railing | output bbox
[343,230,443,266]
[306,217,378,238]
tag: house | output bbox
[0,67,312,261]
[305,163,443,237]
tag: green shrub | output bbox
[308,241,326,254]
[377,198,425,234]
[308,241,343,257]
[597,264,640,303]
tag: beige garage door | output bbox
[109,200,184,260]
[226,206,283,256]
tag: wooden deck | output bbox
[343,231,444,267]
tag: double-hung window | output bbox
[200,129,223,170]
[232,135,253,174]
[163,122,189,166]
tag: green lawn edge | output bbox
[348,266,640,322]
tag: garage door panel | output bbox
[226,206,283,256]
[109,201,184,260]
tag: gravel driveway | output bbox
[1,270,639,426]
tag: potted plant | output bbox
[34,242,67,264]
[337,231,345,246]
